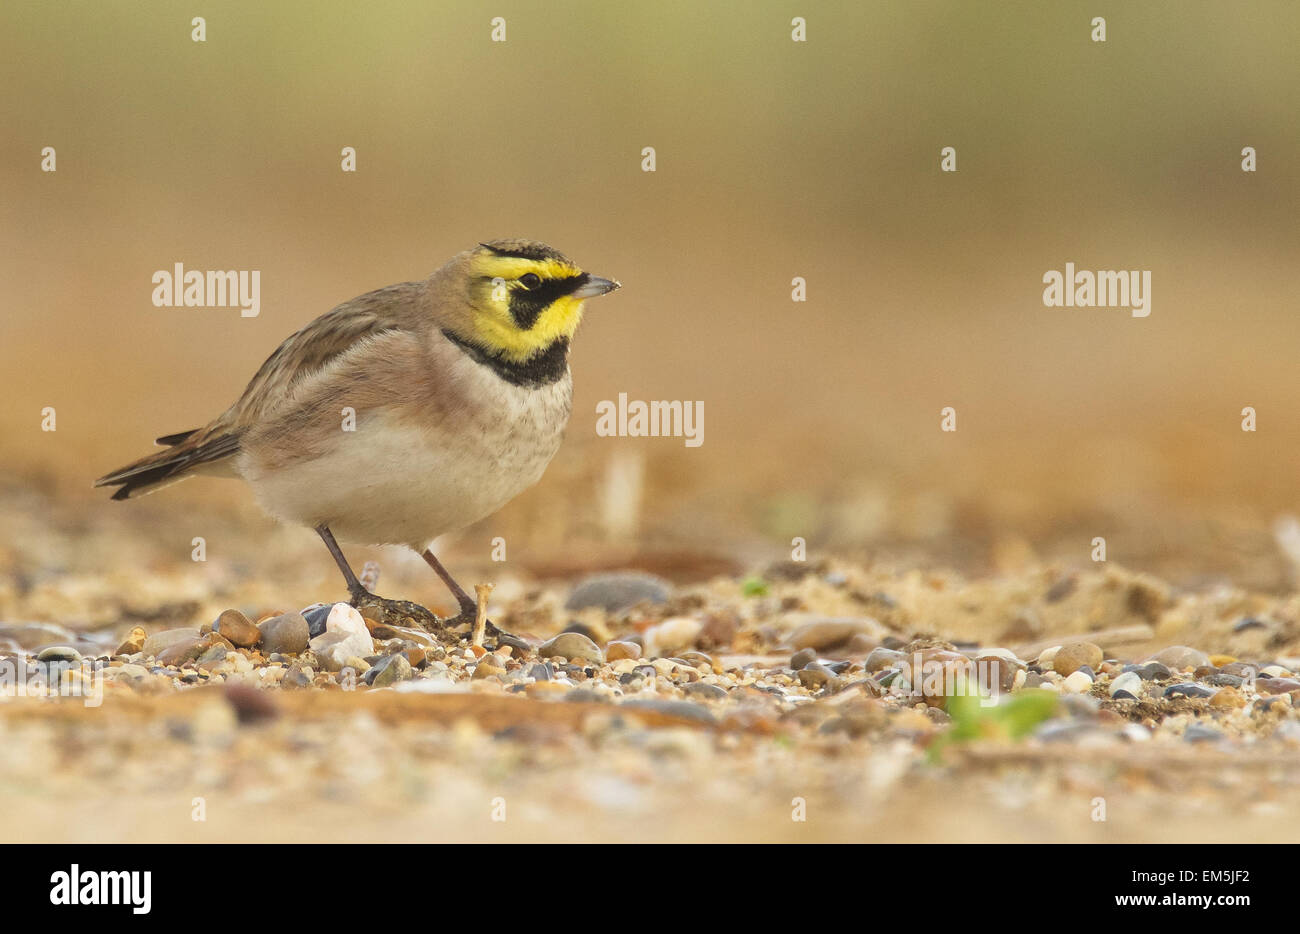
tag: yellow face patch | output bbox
[467,253,590,362]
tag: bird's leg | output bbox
[419,549,530,653]
[314,525,439,631]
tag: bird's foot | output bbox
[349,588,442,633]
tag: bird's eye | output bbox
[519,273,542,290]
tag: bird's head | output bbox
[435,239,619,363]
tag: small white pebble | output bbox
[1063,671,1093,693]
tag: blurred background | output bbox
[2,0,1298,608]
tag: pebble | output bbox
[1108,671,1142,698]
[1209,687,1246,709]
[142,628,201,658]
[1164,683,1215,699]
[865,647,905,672]
[526,680,572,697]
[196,644,227,667]
[619,698,716,725]
[1062,670,1094,693]
[790,647,818,670]
[1221,662,1258,678]
[641,617,702,658]
[258,612,311,655]
[1037,721,1098,743]
[223,683,279,724]
[683,682,728,701]
[788,617,883,652]
[115,626,147,656]
[677,651,717,672]
[1150,646,1210,671]
[1183,724,1224,743]
[1205,673,1244,688]
[565,572,672,613]
[537,632,604,664]
[308,604,375,672]
[1059,693,1099,717]
[1053,642,1103,676]
[36,645,81,663]
[301,604,332,638]
[158,638,206,667]
[605,640,641,662]
[797,664,840,691]
[472,655,507,680]
[1256,678,1300,695]
[1134,661,1172,681]
[368,653,413,687]
[213,609,263,648]
[974,655,1019,694]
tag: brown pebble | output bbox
[1209,687,1246,709]
[223,683,279,724]
[1052,642,1103,676]
[606,640,640,661]
[975,654,1019,694]
[472,654,506,679]
[157,638,205,667]
[214,609,263,648]
[1258,678,1300,695]
[115,626,147,656]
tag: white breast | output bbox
[239,369,573,548]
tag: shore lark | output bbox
[96,240,619,640]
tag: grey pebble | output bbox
[683,682,728,701]
[1183,724,1224,743]
[619,698,715,725]
[301,604,332,639]
[537,632,604,664]
[565,572,672,613]
[797,664,840,691]
[1136,662,1172,681]
[259,612,311,655]
[1205,673,1244,688]
[1164,683,1215,698]
[366,653,412,687]
[790,647,818,670]
[36,645,82,662]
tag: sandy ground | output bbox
[3,474,1300,844]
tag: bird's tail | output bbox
[94,429,241,500]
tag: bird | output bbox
[96,239,620,642]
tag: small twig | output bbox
[472,583,493,648]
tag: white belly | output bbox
[239,378,572,548]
